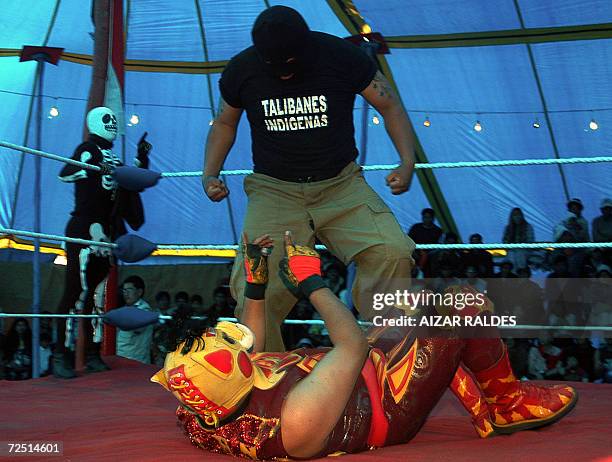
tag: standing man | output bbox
[203,6,416,350]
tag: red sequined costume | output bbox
[173,321,575,460]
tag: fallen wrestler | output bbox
[152,232,577,459]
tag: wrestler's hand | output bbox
[243,232,273,300]
[203,175,229,202]
[136,132,152,169]
[89,223,112,257]
[278,231,326,299]
[99,162,114,175]
[385,163,412,195]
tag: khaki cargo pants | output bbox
[230,162,415,351]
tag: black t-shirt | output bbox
[408,223,444,244]
[219,32,377,180]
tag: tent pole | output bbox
[31,55,47,379]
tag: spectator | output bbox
[4,318,32,380]
[528,335,564,380]
[190,294,205,315]
[432,264,461,293]
[408,208,444,244]
[40,311,58,345]
[116,276,157,364]
[505,338,531,380]
[207,287,233,319]
[323,263,346,296]
[588,264,612,327]
[154,291,173,315]
[502,207,535,270]
[173,291,190,312]
[593,198,612,265]
[550,226,586,276]
[514,267,545,325]
[39,332,53,376]
[544,255,580,326]
[488,260,518,315]
[462,265,487,293]
[461,233,494,277]
[593,198,612,243]
[294,337,314,349]
[563,355,589,382]
[426,232,462,278]
[495,260,517,279]
[555,198,589,242]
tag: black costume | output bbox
[54,119,150,378]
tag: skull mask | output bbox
[87,106,118,141]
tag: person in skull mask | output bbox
[203,6,418,351]
[54,106,152,378]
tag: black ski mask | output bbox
[252,6,312,79]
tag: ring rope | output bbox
[2,139,611,177]
[0,313,610,331]
[2,227,612,251]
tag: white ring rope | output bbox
[0,313,609,331]
[2,139,611,178]
[2,227,612,251]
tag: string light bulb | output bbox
[589,119,599,130]
[473,120,483,132]
[372,115,380,125]
[48,106,59,118]
[423,116,431,127]
[128,113,140,126]
[533,119,540,129]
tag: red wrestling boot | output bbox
[473,346,577,434]
[450,365,495,438]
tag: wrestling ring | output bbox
[1,141,611,461]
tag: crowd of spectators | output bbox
[1,197,610,383]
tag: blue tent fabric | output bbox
[1,1,611,264]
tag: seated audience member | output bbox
[154,291,173,315]
[527,335,564,380]
[116,276,157,364]
[173,291,190,312]
[4,318,32,380]
[190,294,204,314]
[461,233,494,277]
[505,338,531,379]
[207,287,233,319]
[323,263,346,296]
[431,263,461,293]
[39,332,53,376]
[514,267,545,325]
[555,198,590,242]
[502,207,535,270]
[40,310,58,345]
[294,337,314,349]
[426,232,462,278]
[563,355,589,382]
[462,265,487,293]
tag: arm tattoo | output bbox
[372,71,395,99]
[216,99,226,118]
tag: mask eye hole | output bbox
[221,332,236,345]
[102,114,111,123]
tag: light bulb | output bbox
[473,121,483,132]
[589,119,598,130]
[129,114,140,125]
[533,120,540,128]
[423,117,431,127]
[48,106,59,118]
[372,115,380,125]
[209,120,214,126]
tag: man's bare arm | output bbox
[202,98,243,201]
[282,287,369,458]
[361,71,416,194]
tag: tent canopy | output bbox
[1,0,611,258]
